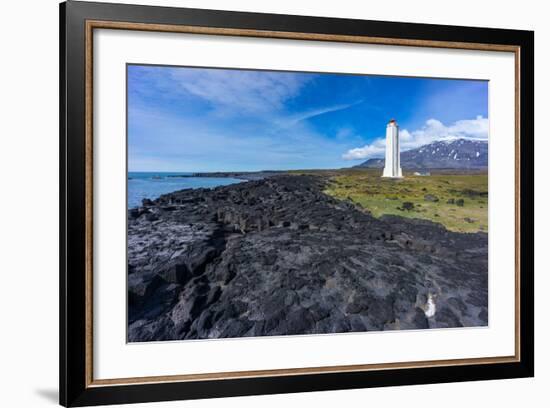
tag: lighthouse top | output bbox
[388,119,397,125]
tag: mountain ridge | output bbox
[355,138,488,170]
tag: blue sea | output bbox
[128,172,244,209]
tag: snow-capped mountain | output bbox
[355,138,488,170]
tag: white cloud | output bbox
[169,68,311,115]
[342,139,386,160]
[342,116,488,160]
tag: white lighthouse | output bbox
[382,119,403,178]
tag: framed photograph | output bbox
[60,1,534,406]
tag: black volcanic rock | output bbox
[127,175,488,342]
[356,138,488,169]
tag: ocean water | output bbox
[127,172,243,209]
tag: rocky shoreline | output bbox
[128,174,488,342]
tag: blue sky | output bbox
[128,64,488,172]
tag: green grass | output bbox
[321,169,488,233]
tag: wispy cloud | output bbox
[278,100,364,128]
[136,66,351,121]
[342,116,488,160]
[130,66,364,128]
[166,67,313,115]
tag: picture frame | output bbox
[59,1,534,406]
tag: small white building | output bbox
[382,119,403,178]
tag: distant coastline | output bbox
[164,170,283,181]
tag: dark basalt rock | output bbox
[127,174,488,342]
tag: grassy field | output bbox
[317,169,488,233]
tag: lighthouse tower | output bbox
[382,119,403,178]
